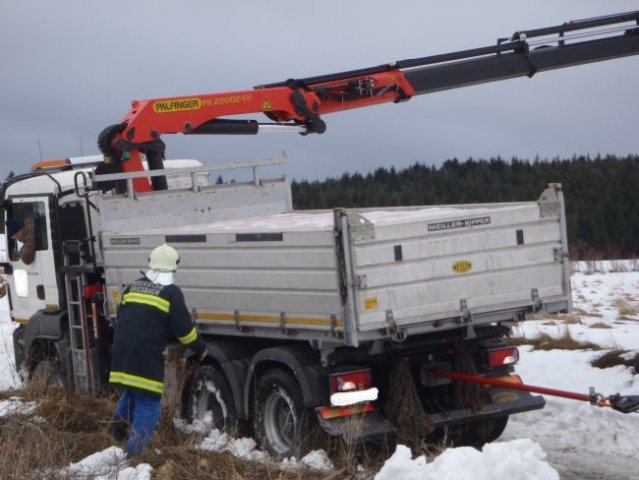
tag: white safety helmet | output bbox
[148,244,180,272]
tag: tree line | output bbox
[291,155,639,259]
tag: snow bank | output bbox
[375,440,558,480]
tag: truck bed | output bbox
[101,184,571,347]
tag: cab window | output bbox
[6,201,48,262]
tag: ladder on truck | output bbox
[62,240,96,396]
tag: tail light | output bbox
[326,369,378,412]
[485,346,519,367]
[329,369,372,393]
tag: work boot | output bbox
[108,417,129,442]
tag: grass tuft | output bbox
[615,298,639,318]
[508,330,602,351]
[588,322,612,329]
[591,350,639,372]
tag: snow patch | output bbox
[281,450,334,472]
[59,446,152,480]
[199,428,268,462]
[0,397,37,417]
[375,440,558,480]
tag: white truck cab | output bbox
[4,171,84,322]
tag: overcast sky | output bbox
[1,1,637,182]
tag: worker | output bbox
[108,243,207,457]
[6,216,36,265]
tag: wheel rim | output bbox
[263,388,297,455]
[193,381,226,431]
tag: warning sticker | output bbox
[108,287,121,313]
[262,98,273,110]
[364,297,378,310]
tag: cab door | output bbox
[5,196,59,322]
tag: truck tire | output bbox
[454,415,509,448]
[183,365,238,435]
[255,369,309,459]
[30,359,64,390]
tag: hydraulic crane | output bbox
[97,11,639,193]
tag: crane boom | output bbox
[97,11,639,193]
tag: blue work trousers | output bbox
[112,387,162,456]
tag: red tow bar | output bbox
[429,370,639,414]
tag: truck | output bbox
[2,11,638,458]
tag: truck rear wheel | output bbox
[183,365,238,435]
[452,415,509,448]
[255,369,309,459]
[30,359,64,390]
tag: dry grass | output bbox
[591,350,639,373]
[0,383,357,480]
[560,313,583,325]
[508,329,602,351]
[0,387,115,479]
[135,446,335,480]
[615,298,639,318]
[588,322,612,329]
[527,312,583,324]
[572,307,603,318]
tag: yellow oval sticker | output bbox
[452,260,472,273]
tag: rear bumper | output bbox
[315,388,545,440]
[428,388,546,428]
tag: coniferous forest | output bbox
[292,155,639,259]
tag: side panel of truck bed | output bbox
[347,197,571,337]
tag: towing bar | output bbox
[430,370,639,414]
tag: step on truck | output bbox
[2,11,638,457]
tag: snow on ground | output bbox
[0,296,19,391]
[0,263,637,479]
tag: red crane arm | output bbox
[101,69,415,192]
[121,70,415,143]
